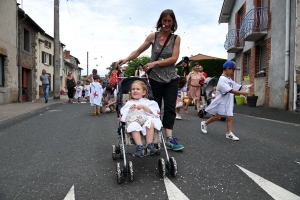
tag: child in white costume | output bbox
[74,81,83,103]
[200,60,249,141]
[120,80,162,157]
[84,80,91,102]
[90,75,103,116]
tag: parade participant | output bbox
[74,81,83,104]
[40,69,50,103]
[117,9,184,151]
[185,62,205,114]
[200,60,249,141]
[175,77,187,120]
[90,75,103,116]
[199,65,208,108]
[120,81,162,157]
[102,86,117,112]
[65,71,76,104]
[84,80,91,102]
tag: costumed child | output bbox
[200,60,249,141]
[120,80,162,157]
[74,81,83,104]
[90,75,103,116]
[84,80,91,102]
[211,86,217,100]
[175,77,187,120]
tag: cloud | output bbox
[18,0,228,77]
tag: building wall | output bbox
[295,0,300,111]
[0,0,18,104]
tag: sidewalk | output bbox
[0,93,69,122]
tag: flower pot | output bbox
[235,96,245,105]
[247,96,258,107]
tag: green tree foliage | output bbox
[106,62,116,76]
[124,55,150,77]
[175,59,227,77]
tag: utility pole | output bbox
[87,51,89,77]
[53,0,60,99]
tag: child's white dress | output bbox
[84,84,91,97]
[205,75,241,116]
[120,98,162,136]
[90,82,103,106]
[74,85,83,99]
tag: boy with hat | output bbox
[200,60,249,141]
[90,75,103,116]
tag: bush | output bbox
[176,59,227,77]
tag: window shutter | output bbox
[49,54,52,65]
[42,51,45,63]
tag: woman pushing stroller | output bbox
[120,80,162,157]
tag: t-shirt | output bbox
[103,87,117,102]
[205,75,241,116]
[40,74,49,85]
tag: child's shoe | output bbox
[91,112,96,116]
[226,132,239,141]
[96,112,101,116]
[135,144,144,157]
[201,121,207,133]
[175,114,182,120]
[166,137,184,151]
[146,143,159,155]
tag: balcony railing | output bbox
[240,7,268,41]
[224,29,243,53]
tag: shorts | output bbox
[92,102,102,107]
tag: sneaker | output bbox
[201,121,207,133]
[165,137,184,151]
[226,132,239,141]
[175,114,182,120]
[135,145,144,157]
[146,143,159,155]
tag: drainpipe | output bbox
[284,0,291,110]
[18,10,27,102]
[293,0,298,111]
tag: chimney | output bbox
[65,50,70,60]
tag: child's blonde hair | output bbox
[129,80,149,100]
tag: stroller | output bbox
[111,77,178,184]
[198,76,226,121]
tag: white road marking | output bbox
[234,113,300,127]
[236,165,300,200]
[295,161,300,165]
[64,185,75,200]
[164,177,189,200]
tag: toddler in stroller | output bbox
[112,77,178,184]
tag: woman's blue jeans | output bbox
[42,84,49,101]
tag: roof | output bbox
[176,53,225,66]
[18,9,45,33]
[218,0,235,23]
[44,33,66,47]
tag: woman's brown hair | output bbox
[156,9,178,33]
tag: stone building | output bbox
[64,50,82,85]
[219,0,299,111]
[0,0,18,104]
[18,8,45,102]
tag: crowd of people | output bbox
[40,9,249,157]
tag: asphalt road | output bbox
[0,101,299,200]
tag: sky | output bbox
[17,0,228,76]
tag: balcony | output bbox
[224,29,243,53]
[240,7,268,41]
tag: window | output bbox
[24,28,30,52]
[259,44,267,72]
[0,55,4,86]
[42,51,52,65]
[44,40,51,49]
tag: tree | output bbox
[106,62,116,76]
[124,55,150,77]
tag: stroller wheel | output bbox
[128,161,134,182]
[119,144,124,159]
[198,110,204,118]
[112,145,117,160]
[158,158,166,178]
[169,157,178,177]
[116,163,122,184]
